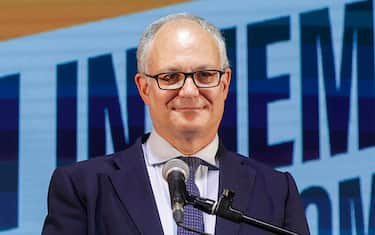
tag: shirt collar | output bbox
[145,129,219,167]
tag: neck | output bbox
[156,129,216,155]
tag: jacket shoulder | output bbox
[226,150,286,177]
[57,152,119,176]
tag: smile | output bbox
[173,106,203,111]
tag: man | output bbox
[42,13,310,235]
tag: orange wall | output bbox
[0,0,190,41]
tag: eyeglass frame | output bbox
[143,69,226,90]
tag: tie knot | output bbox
[181,157,202,175]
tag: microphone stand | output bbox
[187,189,299,235]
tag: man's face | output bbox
[136,20,231,142]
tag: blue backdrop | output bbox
[0,0,374,234]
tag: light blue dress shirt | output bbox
[142,130,220,234]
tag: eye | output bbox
[168,73,183,81]
[158,73,171,81]
[195,70,217,83]
[158,72,183,84]
[198,70,215,77]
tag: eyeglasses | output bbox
[144,69,225,90]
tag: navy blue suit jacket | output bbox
[42,135,310,235]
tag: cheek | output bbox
[200,89,222,106]
[207,92,226,117]
[149,90,176,111]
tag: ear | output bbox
[134,73,151,105]
[221,67,232,100]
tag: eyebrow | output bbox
[157,65,220,73]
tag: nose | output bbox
[178,77,199,97]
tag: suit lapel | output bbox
[103,137,256,235]
[108,137,164,235]
[215,146,256,235]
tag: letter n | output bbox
[88,54,126,157]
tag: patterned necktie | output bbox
[177,157,205,235]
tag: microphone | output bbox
[162,159,189,224]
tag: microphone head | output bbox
[162,158,189,182]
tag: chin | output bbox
[170,111,211,130]
[174,122,205,133]
[176,109,209,121]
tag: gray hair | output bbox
[136,13,229,73]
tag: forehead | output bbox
[155,19,209,36]
[147,19,221,71]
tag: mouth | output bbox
[170,98,208,112]
[172,106,203,111]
